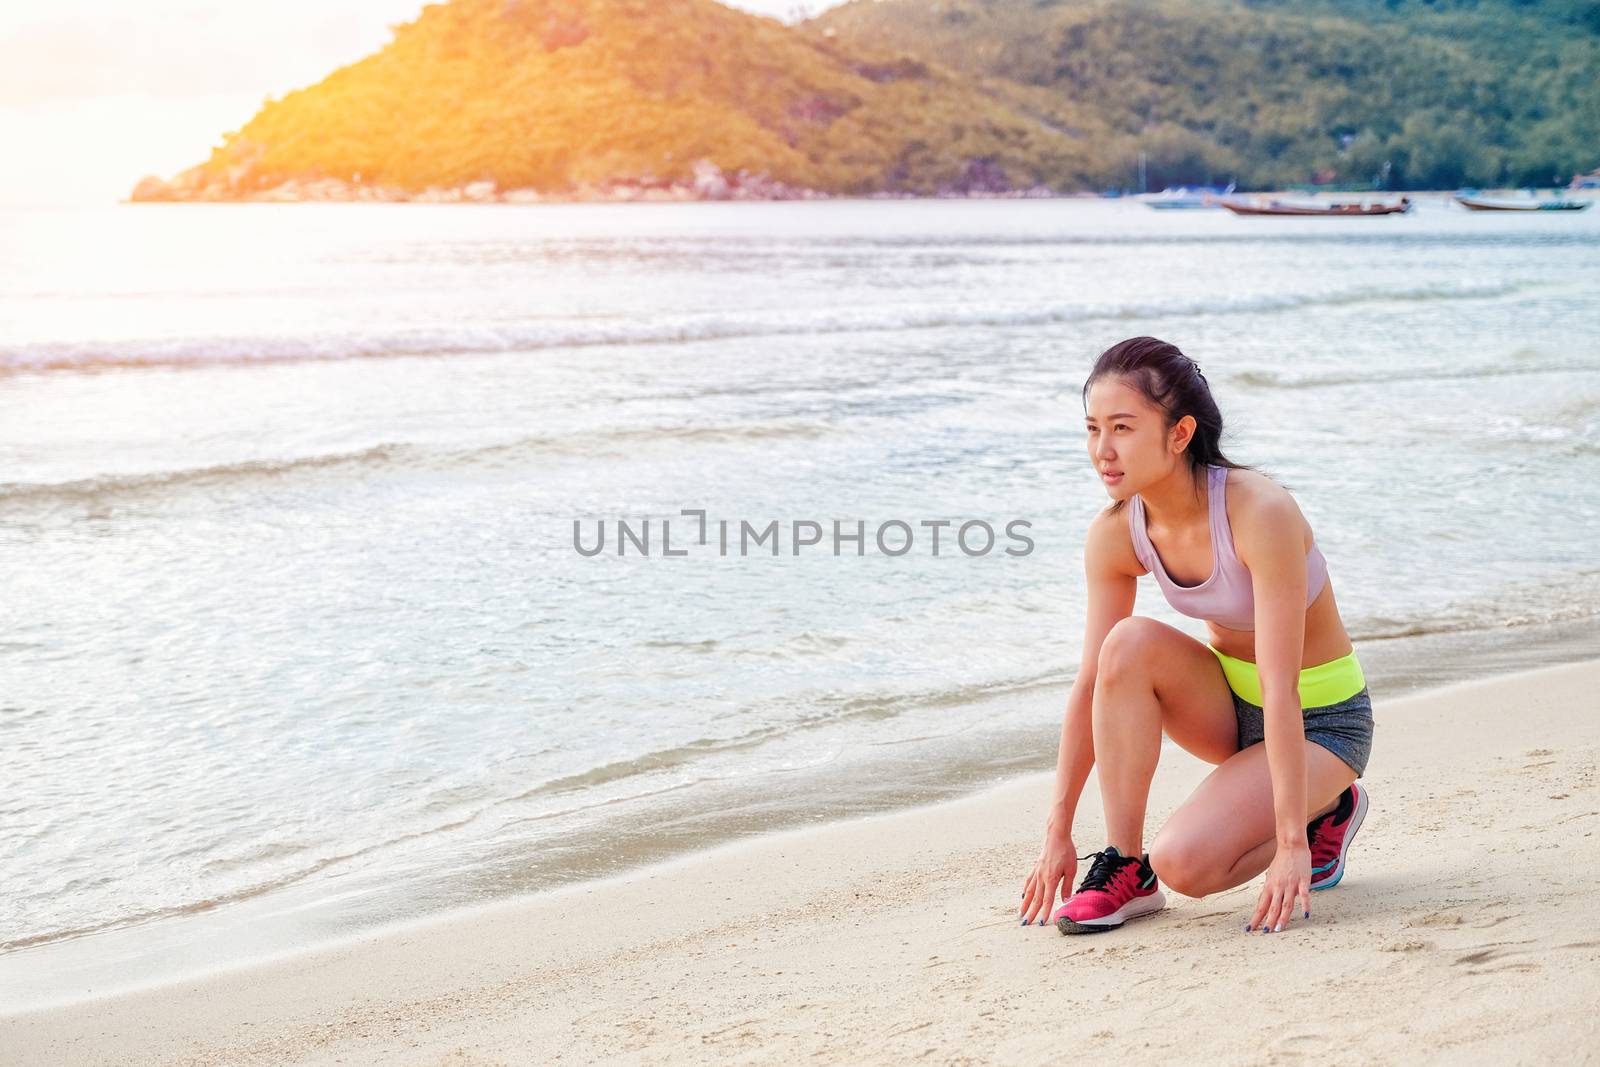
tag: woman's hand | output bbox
[1248,839,1312,933]
[1020,825,1078,926]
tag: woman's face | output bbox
[1084,377,1176,498]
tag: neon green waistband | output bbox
[1206,645,1365,709]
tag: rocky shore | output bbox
[128,158,1060,204]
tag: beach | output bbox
[5,654,1596,1065]
[6,200,1600,995]
[3,197,1598,1057]
[6,0,1600,1053]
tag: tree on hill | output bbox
[812,0,1600,189]
[152,0,1112,199]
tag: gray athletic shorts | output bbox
[1233,685,1374,778]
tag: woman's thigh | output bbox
[1095,616,1239,766]
[1149,739,1357,896]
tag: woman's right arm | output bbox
[1019,508,1137,925]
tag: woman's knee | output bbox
[1095,617,1164,686]
[1147,833,1217,898]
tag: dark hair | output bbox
[1082,336,1274,514]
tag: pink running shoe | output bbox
[1052,846,1166,934]
[1308,782,1369,891]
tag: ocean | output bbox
[3,197,1598,1008]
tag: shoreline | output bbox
[4,646,1599,1063]
[2,610,1596,1019]
[122,175,1475,207]
[127,160,1057,206]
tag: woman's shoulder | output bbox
[1224,465,1301,513]
[1223,466,1314,558]
[1088,500,1148,578]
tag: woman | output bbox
[1018,336,1373,936]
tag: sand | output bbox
[4,655,1598,1066]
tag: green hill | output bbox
[137,0,1118,200]
[809,0,1600,189]
[135,0,1598,200]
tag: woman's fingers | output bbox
[1020,866,1062,926]
[1039,871,1058,924]
[1021,858,1073,928]
[1246,867,1314,934]
[1021,868,1041,924]
[1253,885,1283,933]
[1270,883,1296,931]
[1247,889,1269,932]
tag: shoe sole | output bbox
[1310,783,1368,891]
[1055,888,1167,934]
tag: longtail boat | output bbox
[1453,193,1590,212]
[1220,196,1412,217]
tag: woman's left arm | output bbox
[1239,493,1312,932]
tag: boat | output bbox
[1140,183,1236,210]
[1453,192,1591,212]
[1220,196,1412,217]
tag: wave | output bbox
[0,419,837,511]
[502,668,1067,804]
[0,280,1532,375]
[1232,355,1600,390]
[1471,398,1600,455]
[0,661,1071,954]
[1350,568,1600,642]
[0,444,413,508]
[0,790,506,954]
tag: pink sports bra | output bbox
[1127,463,1328,631]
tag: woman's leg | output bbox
[1148,741,1357,897]
[1090,617,1242,858]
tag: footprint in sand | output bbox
[1410,910,1466,928]
[1461,959,1544,975]
[1410,898,1516,931]
[1451,941,1544,975]
[1263,1030,1324,1063]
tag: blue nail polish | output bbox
[1020,918,1028,925]
[1243,924,1251,931]
[1304,910,1309,918]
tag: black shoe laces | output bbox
[1074,849,1140,894]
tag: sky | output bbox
[0,0,844,206]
